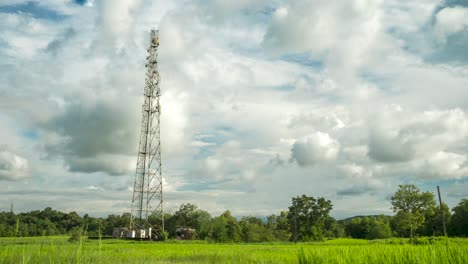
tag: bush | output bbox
[68,227,83,242]
[159,230,169,241]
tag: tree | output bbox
[287,195,333,241]
[390,184,436,238]
[207,210,242,242]
[345,216,391,239]
[266,211,290,241]
[239,216,271,242]
[323,216,345,238]
[449,199,468,237]
[366,216,393,239]
[345,217,367,239]
[419,202,451,236]
[172,203,211,238]
[170,203,211,239]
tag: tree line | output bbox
[0,184,466,241]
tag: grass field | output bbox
[1,237,468,264]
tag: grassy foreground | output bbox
[1,237,467,264]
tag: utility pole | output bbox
[294,206,298,243]
[437,186,447,236]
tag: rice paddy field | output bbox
[1,237,468,264]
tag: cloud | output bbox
[0,150,29,181]
[291,132,340,166]
[435,6,468,41]
[1,0,468,218]
[185,140,263,190]
[92,0,144,53]
[368,129,415,163]
[263,0,384,80]
[41,98,140,175]
[367,106,468,163]
[420,151,468,180]
[0,1,68,21]
[337,181,383,196]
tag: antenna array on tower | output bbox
[128,29,164,239]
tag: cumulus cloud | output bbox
[187,140,263,189]
[420,151,468,180]
[291,132,340,166]
[337,180,383,196]
[263,0,383,80]
[0,150,29,181]
[41,98,140,175]
[368,129,415,163]
[367,106,468,163]
[435,6,468,41]
[93,0,144,52]
[1,0,468,217]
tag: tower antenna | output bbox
[129,29,164,239]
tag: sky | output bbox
[0,0,467,219]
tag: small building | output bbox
[112,227,129,238]
[175,227,196,240]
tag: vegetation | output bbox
[287,195,333,242]
[0,184,467,263]
[1,236,467,264]
[390,184,437,238]
[450,199,468,236]
[344,215,392,240]
[0,185,466,242]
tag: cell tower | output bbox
[129,29,164,238]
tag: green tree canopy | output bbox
[287,195,333,241]
[450,199,468,237]
[390,184,436,238]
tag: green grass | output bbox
[1,237,467,263]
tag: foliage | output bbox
[207,210,242,243]
[323,216,345,238]
[68,227,84,242]
[287,195,333,242]
[168,203,211,239]
[345,216,392,240]
[450,199,468,237]
[297,239,467,264]
[1,237,468,264]
[390,184,437,238]
[1,187,467,242]
[266,211,291,241]
[419,202,451,236]
[238,216,274,242]
[159,230,169,241]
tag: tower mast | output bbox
[130,29,163,237]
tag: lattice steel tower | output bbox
[130,29,164,236]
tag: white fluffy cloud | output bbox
[0,150,29,181]
[291,132,340,166]
[435,6,468,41]
[263,0,384,81]
[0,0,468,218]
[421,151,468,180]
[367,107,468,164]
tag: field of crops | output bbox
[1,237,468,264]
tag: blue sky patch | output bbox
[74,0,87,6]
[193,147,215,160]
[429,30,468,64]
[280,53,323,69]
[21,129,38,140]
[0,1,68,21]
[178,181,219,192]
[272,84,295,92]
